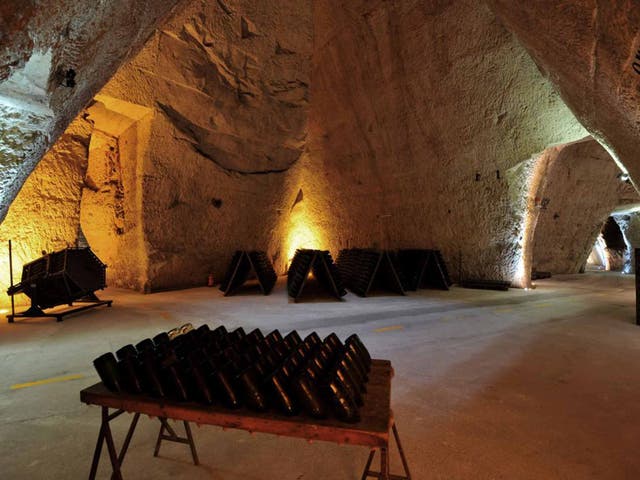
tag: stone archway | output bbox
[528,139,638,278]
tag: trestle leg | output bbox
[153,417,199,466]
[87,408,140,480]
[360,422,411,480]
[392,423,412,479]
[88,424,105,480]
[89,407,132,480]
[361,450,376,480]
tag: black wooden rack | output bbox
[337,249,406,297]
[6,241,112,323]
[219,251,277,296]
[287,249,346,301]
[396,249,451,291]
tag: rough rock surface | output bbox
[304,0,588,285]
[80,95,153,291]
[2,0,637,296]
[0,0,182,222]
[613,212,640,274]
[531,139,638,275]
[0,115,91,307]
[98,0,312,290]
[487,0,640,190]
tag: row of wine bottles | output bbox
[337,248,452,294]
[220,251,277,296]
[394,249,451,290]
[93,323,372,423]
[337,249,393,296]
[287,249,347,299]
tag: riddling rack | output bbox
[336,249,406,297]
[6,242,112,323]
[81,360,410,480]
[219,250,278,296]
[395,249,451,291]
[287,249,346,301]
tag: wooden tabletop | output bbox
[81,359,393,448]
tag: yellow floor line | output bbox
[10,374,84,390]
[535,303,552,308]
[374,325,404,333]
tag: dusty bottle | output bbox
[94,352,123,392]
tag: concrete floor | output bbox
[1,273,640,479]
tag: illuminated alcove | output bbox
[0,95,153,307]
[81,95,153,291]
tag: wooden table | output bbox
[80,359,411,479]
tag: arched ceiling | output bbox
[1,0,638,287]
[486,0,640,191]
[0,0,183,221]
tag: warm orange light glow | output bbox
[0,94,153,308]
[285,201,324,265]
[0,116,91,308]
[0,244,35,308]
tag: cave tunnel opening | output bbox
[587,216,628,272]
[602,216,626,251]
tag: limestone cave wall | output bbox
[0,0,183,223]
[486,1,640,191]
[531,139,638,274]
[302,0,588,284]
[0,115,91,306]
[97,0,313,291]
[2,0,637,299]
[614,213,640,274]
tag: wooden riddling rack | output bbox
[219,250,278,296]
[336,249,406,297]
[395,249,452,291]
[6,243,112,323]
[337,248,452,297]
[287,249,347,301]
[81,359,411,480]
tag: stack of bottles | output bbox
[287,249,346,299]
[93,324,372,423]
[287,250,317,296]
[336,249,405,297]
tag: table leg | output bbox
[360,449,376,480]
[380,447,390,480]
[392,423,412,480]
[110,413,140,480]
[118,413,140,463]
[87,410,198,479]
[154,418,199,465]
[88,424,105,480]
[183,420,200,466]
[153,421,166,457]
[160,417,177,437]
[360,422,412,480]
[102,407,123,480]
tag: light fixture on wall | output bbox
[618,172,630,182]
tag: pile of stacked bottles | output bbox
[93,324,371,423]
